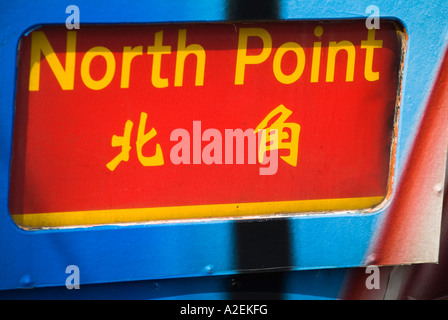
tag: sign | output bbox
[9,20,403,227]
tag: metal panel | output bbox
[0,0,447,299]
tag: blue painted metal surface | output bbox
[0,268,346,300]
[0,0,447,298]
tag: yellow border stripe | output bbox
[12,196,384,228]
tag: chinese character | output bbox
[106,112,164,171]
[255,104,300,167]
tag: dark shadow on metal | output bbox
[226,0,280,21]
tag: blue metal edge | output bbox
[0,0,447,291]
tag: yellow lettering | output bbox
[326,40,356,82]
[107,112,164,170]
[255,104,300,167]
[310,26,323,83]
[136,112,164,166]
[175,29,206,87]
[147,31,171,88]
[106,120,133,171]
[81,46,116,90]
[361,29,383,81]
[29,31,76,91]
[121,46,143,88]
[273,42,305,84]
[235,28,272,85]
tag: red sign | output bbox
[10,21,402,227]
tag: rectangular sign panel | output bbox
[9,20,403,227]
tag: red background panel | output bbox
[9,21,401,215]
